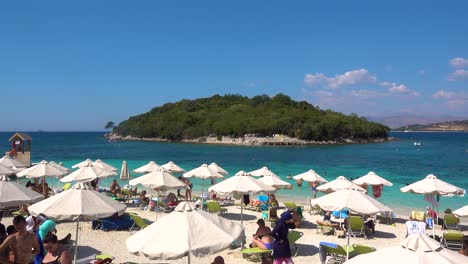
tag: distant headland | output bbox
[107,94,392,146]
[393,120,468,132]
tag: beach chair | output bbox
[288,230,304,256]
[441,231,464,250]
[206,201,227,214]
[316,220,337,235]
[129,213,149,232]
[240,247,272,262]
[241,231,304,260]
[311,204,323,215]
[348,216,365,237]
[443,214,460,230]
[352,244,376,255]
[318,242,355,264]
[376,212,393,225]
[63,182,71,191]
[284,202,298,210]
[411,211,426,222]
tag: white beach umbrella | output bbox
[249,166,279,177]
[16,160,67,196]
[208,162,228,175]
[183,164,223,179]
[400,174,465,196]
[0,163,16,175]
[0,155,27,169]
[119,160,130,181]
[127,202,244,263]
[311,189,393,260]
[453,205,468,217]
[293,169,328,211]
[60,164,116,183]
[208,170,276,226]
[401,174,465,238]
[258,174,292,190]
[133,161,161,174]
[130,168,188,190]
[48,161,70,174]
[353,171,393,186]
[317,176,366,194]
[28,182,126,264]
[71,158,93,169]
[161,161,186,173]
[344,233,468,264]
[93,159,118,172]
[0,175,44,209]
[293,169,328,183]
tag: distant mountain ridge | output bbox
[393,120,468,132]
[366,115,466,129]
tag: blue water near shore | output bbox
[1,131,467,215]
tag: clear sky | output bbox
[1,1,467,131]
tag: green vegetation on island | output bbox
[113,94,390,141]
[394,120,468,132]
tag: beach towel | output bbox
[372,184,382,198]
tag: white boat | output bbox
[413,141,421,146]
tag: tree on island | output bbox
[105,121,115,130]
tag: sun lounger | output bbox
[241,231,304,260]
[206,201,227,214]
[443,214,460,230]
[93,214,134,231]
[352,244,376,255]
[441,231,464,250]
[411,211,426,222]
[348,216,365,238]
[283,202,299,210]
[316,220,337,235]
[319,242,355,264]
[310,204,323,215]
[128,213,149,232]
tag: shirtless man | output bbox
[110,180,121,196]
[0,215,39,264]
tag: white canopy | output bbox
[0,175,44,209]
[345,233,468,264]
[28,182,126,220]
[0,163,16,175]
[120,160,130,181]
[183,164,223,179]
[16,160,66,178]
[0,155,27,169]
[48,161,70,174]
[353,171,393,186]
[400,174,465,196]
[249,166,279,177]
[129,168,188,190]
[293,169,327,183]
[208,171,276,195]
[133,161,161,174]
[317,176,366,194]
[208,163,228,175]
[28,182,126,263]
[71,159,93,169]
[258,174,292,190]
[93,159,118,172]
[161,161,186,173]
[60,165,116,183]
[310,189,393,215]
[127,202,244,262]
[453,205,468,217]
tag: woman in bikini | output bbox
[251,234,275,250]
[42,233,71,264]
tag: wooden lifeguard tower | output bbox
[7,133,32,166]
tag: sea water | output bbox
[1,131,467,215]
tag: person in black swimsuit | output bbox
[42,233,71,264]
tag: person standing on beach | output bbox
[271,211,296,264]
[0,215,40,264]
[184,178,192,201]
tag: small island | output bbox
[393,120,468,132]
[109,94,391,146]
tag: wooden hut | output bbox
[7,132,32,166]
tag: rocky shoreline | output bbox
[105,133,396,146]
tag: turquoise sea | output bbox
[1,132,467,215]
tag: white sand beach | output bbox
[2,199,466,264]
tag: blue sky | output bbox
[0,1,467,131]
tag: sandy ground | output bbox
[2,200,467,264]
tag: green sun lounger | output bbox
[241,230,304,260]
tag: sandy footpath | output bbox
[2,201,466,264]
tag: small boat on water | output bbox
[413,141,421,146]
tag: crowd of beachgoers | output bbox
[0,155,467,264]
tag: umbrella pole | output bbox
[241,200,244,227]
[307,187,311,212]
[346,218,350,260]
[268,194,271,221]
[156,190,160,220]
[187,252,191,264]
[73,217,80,264]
